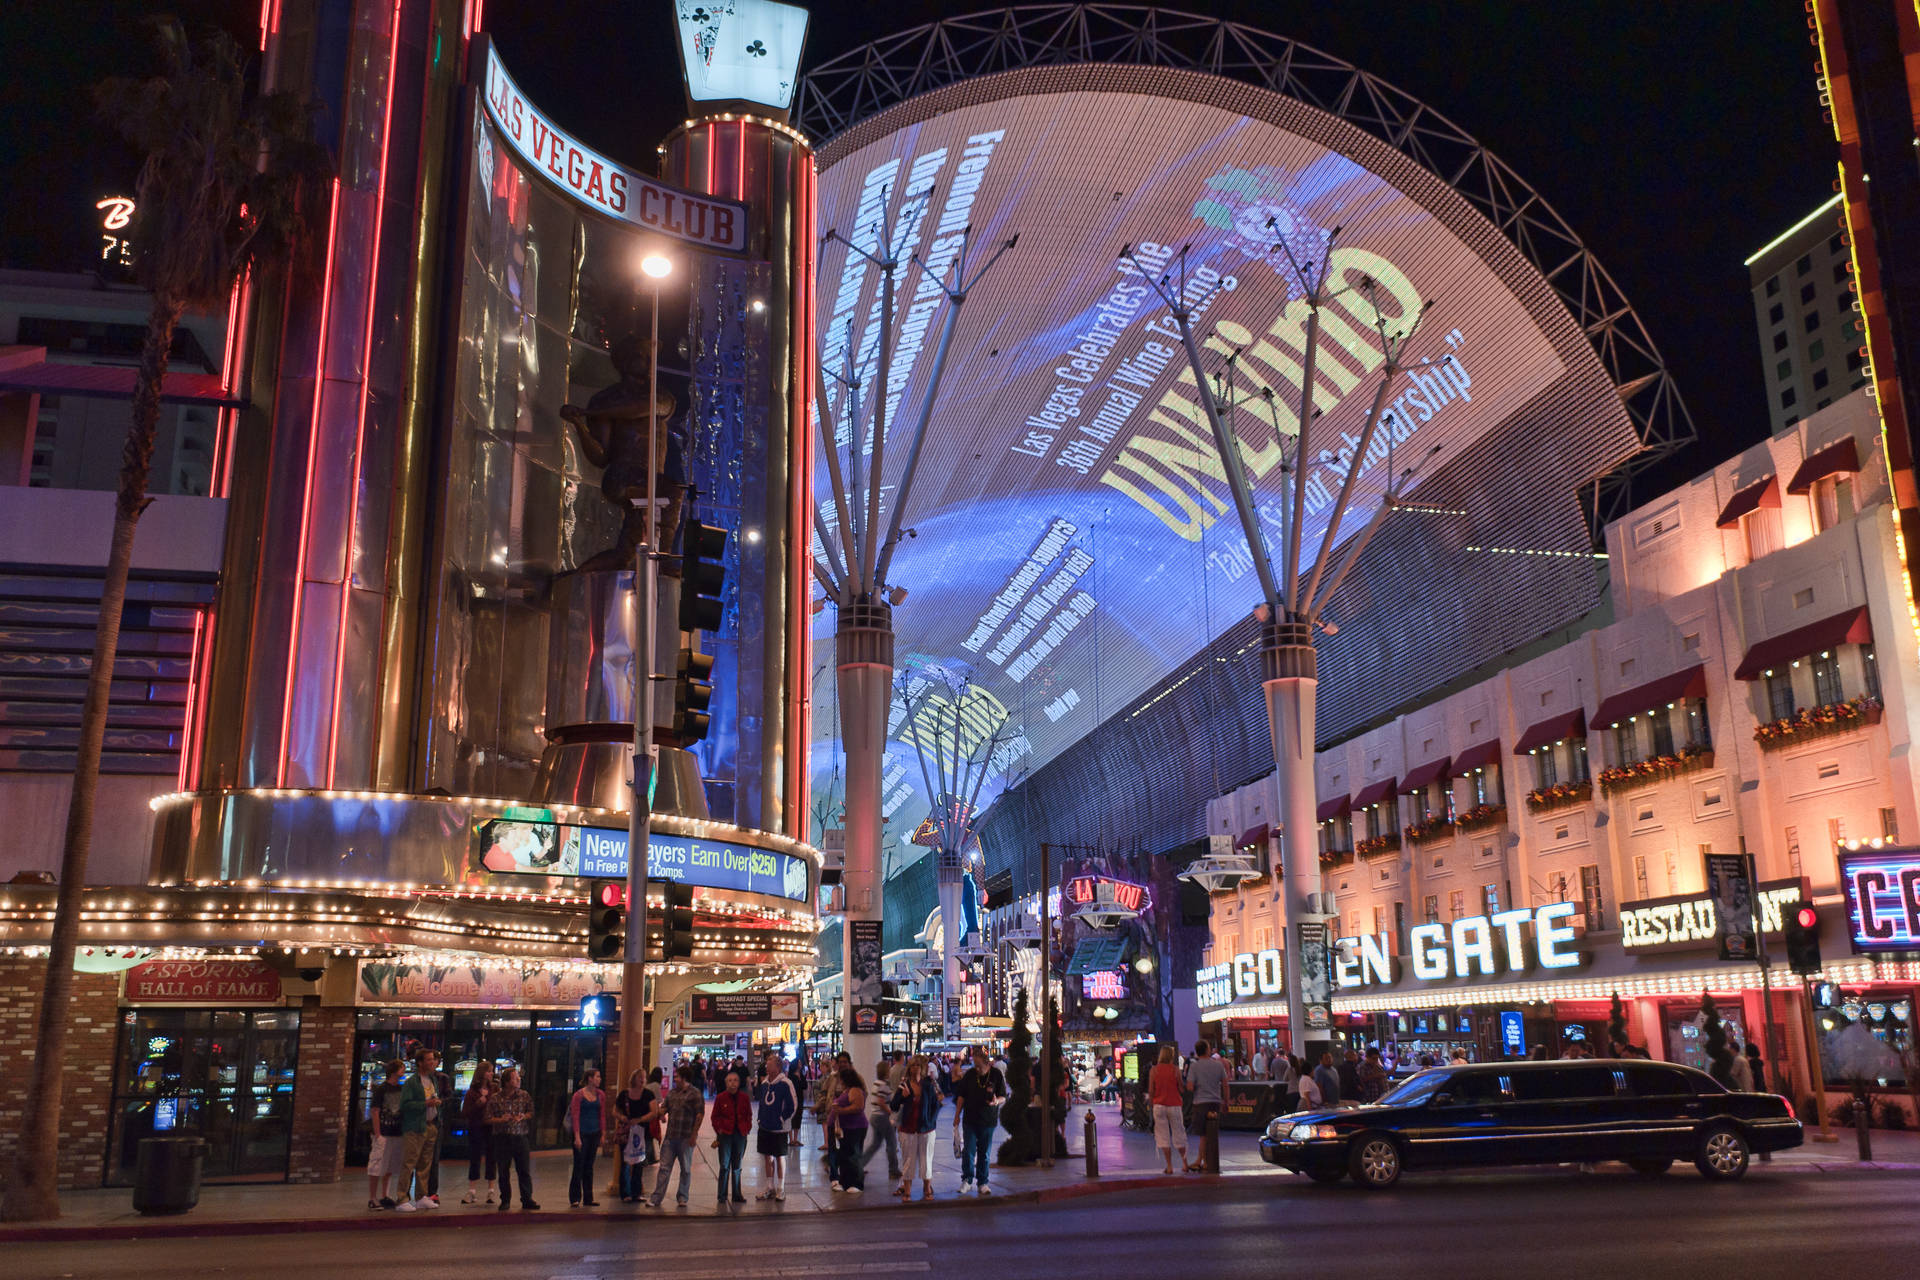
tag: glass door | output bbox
[531,1029,608,1148]
[110,1009,301,1185]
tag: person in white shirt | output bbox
[1251,1049,1268,1079]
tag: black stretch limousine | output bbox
[1260,1060,1802,1189]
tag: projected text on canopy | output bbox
[811,89,1579,844]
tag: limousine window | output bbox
[1374,1072,1449,1107]
[1509,1065,1618,1101]
[1443,1071,1507,1104]
[1622,1064,1699,1097]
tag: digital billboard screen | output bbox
[473,814,810,902]
[811,78,1638,849]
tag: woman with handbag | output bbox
[890,1055,941,1201]
[613,1068,656,1202]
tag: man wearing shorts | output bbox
[365,1059,405,1209]
[753,1051,798,1201]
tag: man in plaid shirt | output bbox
[648,1064,707,1208]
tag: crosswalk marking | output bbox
[553,1265,928,1280]
[577,1240,929,1264]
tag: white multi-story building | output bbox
[1202,388,1917,1118]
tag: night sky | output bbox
[0,0,1831,476]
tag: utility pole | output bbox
[1039,840,1053,1167]
[1126,235,1444,1066]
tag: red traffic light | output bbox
[596,882,627,908]
[1796,905,1818,929]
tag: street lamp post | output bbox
[620,250,673,1089]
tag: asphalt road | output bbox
[16,1167,1917,1280]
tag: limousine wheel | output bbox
[1349,1134,1403,1189]
[1694,1126,1751,1181]
[1627,1158,1672,1178]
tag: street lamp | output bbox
[621,247,674,1092]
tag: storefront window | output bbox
[110,1008,300,1185]
[1663,1003,1749,1075]
[346,1009,605,1165]
[1814,989,1912,1089]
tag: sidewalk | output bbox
[5,1103,1914,1242]
[4,1102,1255,1241]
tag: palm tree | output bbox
[2,19,323,1222]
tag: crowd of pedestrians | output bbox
[362,1044,1031,1213]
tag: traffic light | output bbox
[588,882,626,961]
[679,521,728,632]
[1784,902,1823,976]
[578,993,616,1027]
[674,647,715,743]
[661,880,695,959]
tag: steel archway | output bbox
[795,3,1693,524]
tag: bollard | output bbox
[1084,1108,1099,1178]
[1854,1094,1875,1163]
[1204,1108,1220,1174]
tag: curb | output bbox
[0,1170,1205,1244]
[6,1158,1915,1244]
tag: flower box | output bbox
[1319,848,1355,871]
[1597,747,1713,796]
[1357,832,1402,858]
[1403,815,1455,844]
[1753,695,1883,752]
[1525,782,1592,814]
[1456,803,1507,833]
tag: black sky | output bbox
[0,0,1831,473]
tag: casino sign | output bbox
[1840,846,1920,952]
[1618,879,1808,953]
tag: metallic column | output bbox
[1262,621,1331,1064]
[937,848,963,1039]
[659,115,816,841]
[836,595,893,1074]
[195,0,460,796]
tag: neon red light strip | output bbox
[278,177,341,787]
[327,1,403,787]
[211,270,250,498]
[176,611,206,789]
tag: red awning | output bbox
[0,358,243,407]
[1400,757,1452,792]
[1453,739,1501,772]
[1786,437,1861,495]
[1512,710,1586,754]
[1716,475,1780,529]
[1352,778,1398,809]
[1236,824,1270,849]
[1590,665,1708,728]
[1732,607,1873,680]
[1316,796,1351,822]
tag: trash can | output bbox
[132,1135,207,1215]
